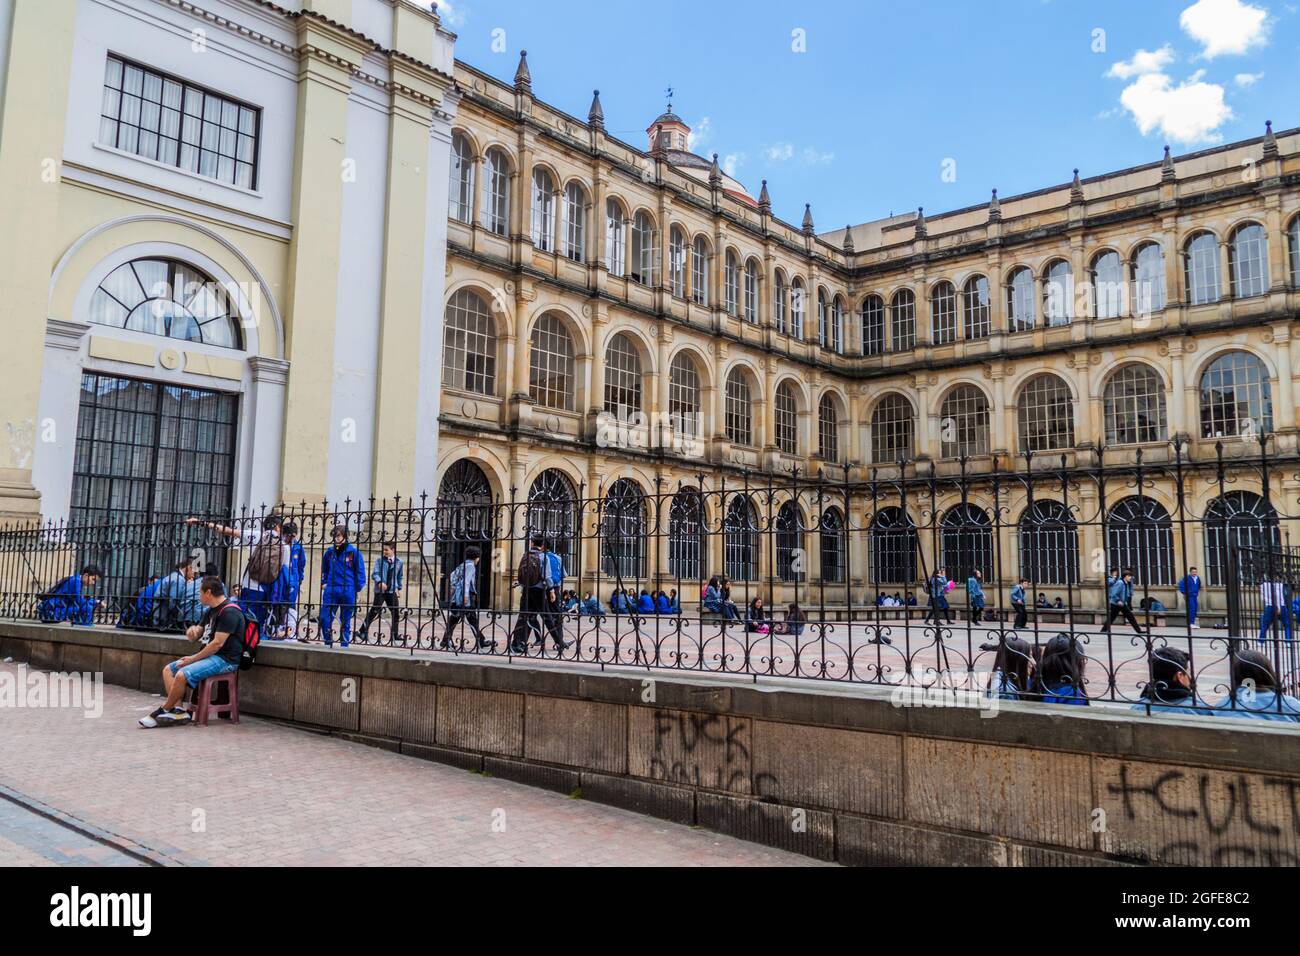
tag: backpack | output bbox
[448,560,468,605]
[246,532,284,585]
[517,550,544,589]
[215,600,261,671]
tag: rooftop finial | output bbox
[988,188,1001,221]
[914,206,927,239]
[1263,119,1277,156]
[588,89,604,131]
[1161,144,1175,181]
[514,50,532,94]
[758,179,771,214]
[801,203,815,235]
[842,226,855,255]
[709,152,722,187]
[1070,167,1083,202]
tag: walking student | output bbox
[539,538,570,650]
[966,569,986,624]
[1177,566,1202,628]
[510,535,550,653]
[1101,568,1145,634]
[186,514,288,629]
[317,524,365,649]
[925,568,953,624]
[1258,577,1293,644]
[442,545,494,650]
[1010,577,1028,629]
[360,540,403,644]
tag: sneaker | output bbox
[154,709,185,727]
[169,707,192,725]
[138,707,167,729]
[476,638,497,650]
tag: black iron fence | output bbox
[3,435,1300,718]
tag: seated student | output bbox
[39,565,102,626]
[609,588,628,614]
[578,591,606,616]
[139,576,245,729]
[562,590,579,612]
[117,573,162,629]
[745,597,770,634]
[668,588,682,613]
[1210,649,1300,723]
[779,602,806,637]
[154,560,200,631]
[875,592,886,607]
[905,591,917,607]
[702,577,738,620]
[655,590,673,614]
[636,588,657,614]
[1035,592,1049,608]
[1052,596,1065,609]
[1131,646,1198,715]
[892,592,903,605]
[1030,633,1089,706]
[989,636,1034,701]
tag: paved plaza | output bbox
[0,662,823,867]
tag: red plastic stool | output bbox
[188,672,240,726]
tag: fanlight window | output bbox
[90,258,242,349]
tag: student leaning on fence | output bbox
[1211,649,1300,723]
[186,514,289,630]
[154,559,201,631]
[1030,633,1089,706]
[1131,646,1197,715]
[38,564,102,626]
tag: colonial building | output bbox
[4,0,1300,611]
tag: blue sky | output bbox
[435,0,1298,229]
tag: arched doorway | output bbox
[435,459,496,605]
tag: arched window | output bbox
[861,294,885,355]
[817,289,829,347]
[941,505,993,585]
[773,381,798,455]
[1106,497,1174,586]
[775,501,804,582]
[691,236,709,304]
[601,479,646,580]
[1043,259,1073,326]
[930,281,957,345]
[962,275,991,339]
[1131,242,1166,316]
[449,132,474,224]
[724,250,740,316]
[604,199,626,276]
[724,495,758,581]
[528,312,575,411]
[530,168,555,251]
[1290,216,1300,287]
[744,259,760,324]
[562,181,587,262]
[1128,240,1170,316]
[790,278,806,338]
[830,296,845,353]
[818,394,840,463]
[1092,250,1124,320]
[668,226,686,297]
[871,393,914,463]
[1018,374,1074,452]
[1018,501,1079,586]
[1103,365,1166,445]
[890,289,916,351]
[725,368,754,446]
[820,508,846,584]
[1200,351,1272,439]
[773,271,787,333]
[604,333,642,416]
[870,507,916,585]
[668,488,705,581]
[939,385,990,459]
[1007,266,1035,331]
[631,211,656,285]
[436,460,496,602]
[1204,491,1280,585]
[668,352,702,442]
[441,288,496,395]
[1229,222,1269,298]
[1185,232,1220,305]
[89,258,243,348]
[528,469,578,572]
[482,147,510,236]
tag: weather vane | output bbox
[665,86,674,111]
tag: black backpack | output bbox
[517,550,544,589]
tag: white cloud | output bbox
[1107,45,1176,79]
[761,143,834,165]
[802,147,835,165]
[1180,0,1269,58]
[763,143,795,162]
[433,0,466,26]
[1235,70,1265,86]
[722,153,745,176]
[687,116,712,153]
[1118,70,1233,144]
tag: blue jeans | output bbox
[1259,605,1293,644]
[320,588,356,646]
[169,655,239,688]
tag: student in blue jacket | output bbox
[1211,649,1300,723]
[39,565,102,626]
[360,540,404,644]
[318,524,365,648]
[1132,646,1199,715]
[579,591,606,616]
[636,588,657,614]
[117,573,161,629]
[1031,633,1089,705]
[989,635,1034,701]
[1176,567,1203,628]
[655,590,673,614]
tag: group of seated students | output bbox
[743,597,807,636]
[604,587,682,615]
[874,591,918,607]
[988,633,1300,722]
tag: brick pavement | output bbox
[0,662,824,867]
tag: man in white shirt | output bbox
[1258,579,1293,644]
[186,514,290,629]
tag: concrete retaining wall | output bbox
[4,622,1299,866]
